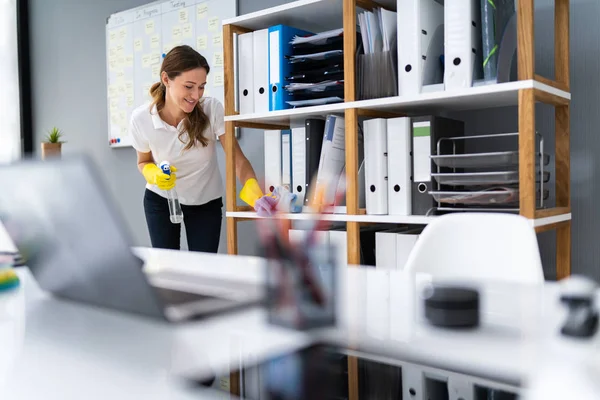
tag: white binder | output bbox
[363,118,388,215]
[444,0,482,90]
[397,0,444,95]
[387,117,412,215]
[264,130,282,194]
[291,126,307,204]
[237,32,254,114]
[375,230,398,270]
[395,231,419,270]
[281,130,291,190]
[252,29,269,113]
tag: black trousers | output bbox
[143,189,222,253]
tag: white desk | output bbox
[1,247,599,399]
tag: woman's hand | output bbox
[142,163,177,191]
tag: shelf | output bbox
[222,0,344,32]
[227,211,572,228]
[224,80,571,128]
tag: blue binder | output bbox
[268,25,314,111]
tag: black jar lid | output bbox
[423,285,480,329]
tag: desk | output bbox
[1,248,598,399]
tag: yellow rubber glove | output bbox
[142,163,177,191]
[239,178,264,208]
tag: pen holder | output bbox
[264,242,338,331]
[357,50,398,100]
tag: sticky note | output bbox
[213,70,224,86]
[116,44,125,55]
[183,23,193,38]
[173,26,182,41]
[143,83,152,96]
[116,69,126,81]
[125,55,134,67]
[208,17,219,32]
[212,52,223,67]
[134,38,143,52]
[196,35,207,50]
[125,81,134,94]
[150,34,160,49]
[142,54,151,68]
[118,27,127,41]
[110,98,119,110]
[121,126,129,136]
[108,84,118,97]
[151,64,160,79]
[150,52,161,65]
[109,59,117,71]
[197,3,208,19]
[145,20,155,35]
[126,94,135,107]
[118,83,126,95]
[109,30,117,43]
[163,42,173,53]
[179,9,188,23]
[109,47,117,58]
[212,33,222,47]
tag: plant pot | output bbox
[41,142,62,160]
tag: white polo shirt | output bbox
[129,97,226,206]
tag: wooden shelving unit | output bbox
[222,0,571,396]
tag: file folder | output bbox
[411,116,465,215]
[387,117,412,216]
[397,0,444,95]
[264,130,282,193]
[363,118,388,215]
[291,126,307,204]
[268,25,314,111]
[282,130,292,190]
[238,32,254,114]
[444,0,483,90]
[253,29,270,113]
[314,115,346,206]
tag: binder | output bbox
[387,117,412,216]
[238,32,254,114]
[314,115,346,206]
[291,126,307,204]
[304,119,326,205]
[363,118,388,215]
[411,116,465,215]
[268,25,314,111]
[281,130,292,190]
[375,228,421,270]
[253,29,270,113]
[397,0,444,95]
[444,0,483,90]
[264,130,282,193]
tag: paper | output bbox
[208,17,219,32]
[126,94,135,107]
[212,33,222,47]
[212,52,223,67]
[125,81,134,94]
[150,34,160,49]
[125,55,134,67]
[116,44,124,55]
[150,52,161,65]
[109,30,117,43]
[117,56,125,68]
[197,3,208,19]
[109,59,117,71]
[163,42,173,53]
[118,110,127,125]
[110,98,119,110]
[116,69,126,81]
[118,27,127,41]
[134,38,143,51]
[142,54,151,68]
[183,23,193,38]
[213,70,224,86]
[173,26,182,40]
[118,83,126,95]
[143,83,152,97]
[109,47,117,58]
[151,64,160,79]
[120,126,128,136]
[179,8,188,23]
[145,20,155,35]
[196,35,207,49]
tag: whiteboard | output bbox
[105,0,236,148]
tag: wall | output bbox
[28,0,600,278]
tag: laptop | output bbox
[0,155,264,322]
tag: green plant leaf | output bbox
[45,127,65,143]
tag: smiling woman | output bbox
[0,0,25,163]
[128,45,274,254]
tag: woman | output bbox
[129,45,272,253]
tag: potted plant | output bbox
[41,127,65,159]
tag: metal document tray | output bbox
[429,189,519,205]
[431,151,550,169]
[431,171,550,186]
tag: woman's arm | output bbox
[136,151,154,173]
[219,134,257,185]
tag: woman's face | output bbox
[163,67,208,114]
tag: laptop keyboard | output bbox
[154,286,219,306]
